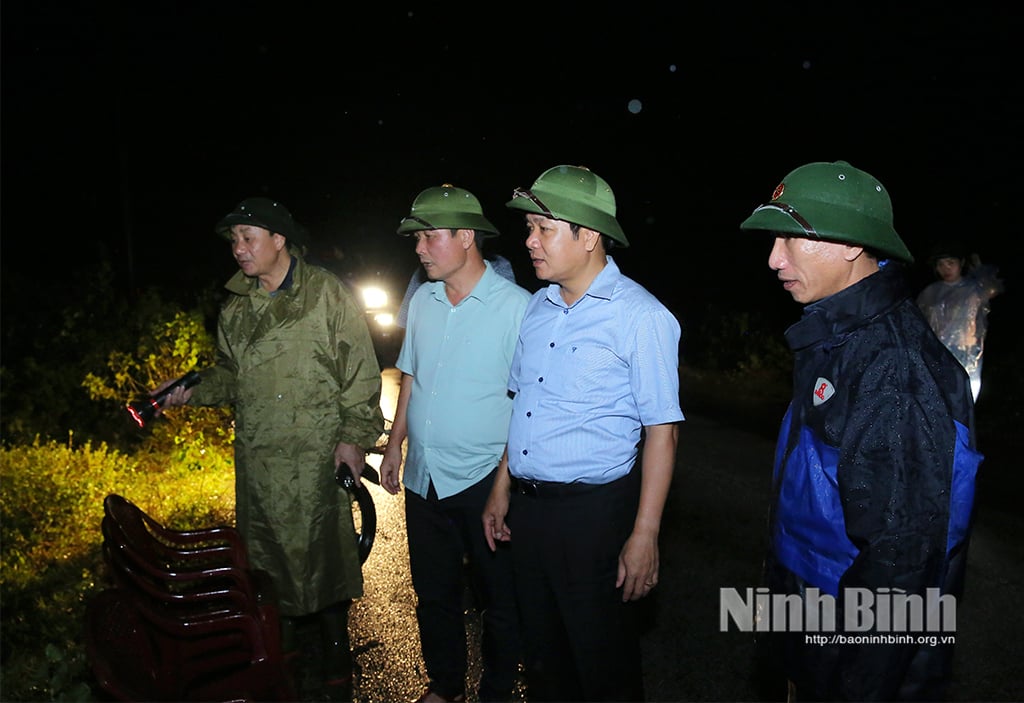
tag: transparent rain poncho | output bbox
[917,263,1004,401]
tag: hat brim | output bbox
[216,214,309,247]
[397,213,499,236]
[740,203,913,264]
[505,191,628,247]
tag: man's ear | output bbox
[844,244,866,262]
[582,227,602,253]
[458,229,475,250]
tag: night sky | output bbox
[3,2,1020,333]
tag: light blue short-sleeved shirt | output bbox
[397,262,531,499]
[508,256,684,484]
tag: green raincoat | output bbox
[191,254,384,616]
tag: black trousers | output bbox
[405,468,522,702]
[508,468,645,702]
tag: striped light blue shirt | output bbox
[508,257,684,484]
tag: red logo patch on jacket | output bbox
[813,377,835,406]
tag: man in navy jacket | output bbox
[741,161,982,701]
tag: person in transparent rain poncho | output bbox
[916,242,1004,402]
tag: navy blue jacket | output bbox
[764,262,982,701]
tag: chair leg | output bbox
[319,600,353,702]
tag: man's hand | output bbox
[151,377,194,416]
[379,441,403,495]
[617,529,660,602]
[482,466,513,551]
[334,441,366,487]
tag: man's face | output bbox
[768,234,860,304]
[229,224,285,277]
[935,256,963,283]
[523,213,588,284]
[413,228,468,281]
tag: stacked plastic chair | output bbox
[86,494,296,702]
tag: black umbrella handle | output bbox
[335,462,378,564]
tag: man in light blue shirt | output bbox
[380,184,531,703]
[483,165,684,702]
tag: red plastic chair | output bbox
[87,494,295,702]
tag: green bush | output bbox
[1,267,226,451]
[81,308,235,459]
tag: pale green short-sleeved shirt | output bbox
[396,262,531,499]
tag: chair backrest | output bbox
[102,534,253,619]
[99,494,286,622]
[103,494,250,570]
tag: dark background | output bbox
[2,1,1020,347]
[3,6,1021,700]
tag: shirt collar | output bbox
[427,260,497,306]
[279,254,297,290]
[544,255,620,307]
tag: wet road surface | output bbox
[296,368,1023,702]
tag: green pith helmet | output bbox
[739,160,913,263]
[506,165,628,246]
[397,184,499,236]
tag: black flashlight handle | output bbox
[127,370,202,428]
[151,370,202,405]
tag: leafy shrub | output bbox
[81,309,235,459]
[2,264,227,451]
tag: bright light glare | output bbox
[373,312,395,328]
[361,286,388,309]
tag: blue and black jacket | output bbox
[764,262,983,701]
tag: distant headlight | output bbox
[361,286,389,310]
[373,312,396,328]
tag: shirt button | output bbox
[522,449,528,455]
[549,342,555,347]
[538,377,543,382]
[526,411,532,417]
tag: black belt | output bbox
[509,475,606,498]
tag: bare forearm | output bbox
[633,423,679,536]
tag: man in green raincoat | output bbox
[159,196,384,699]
